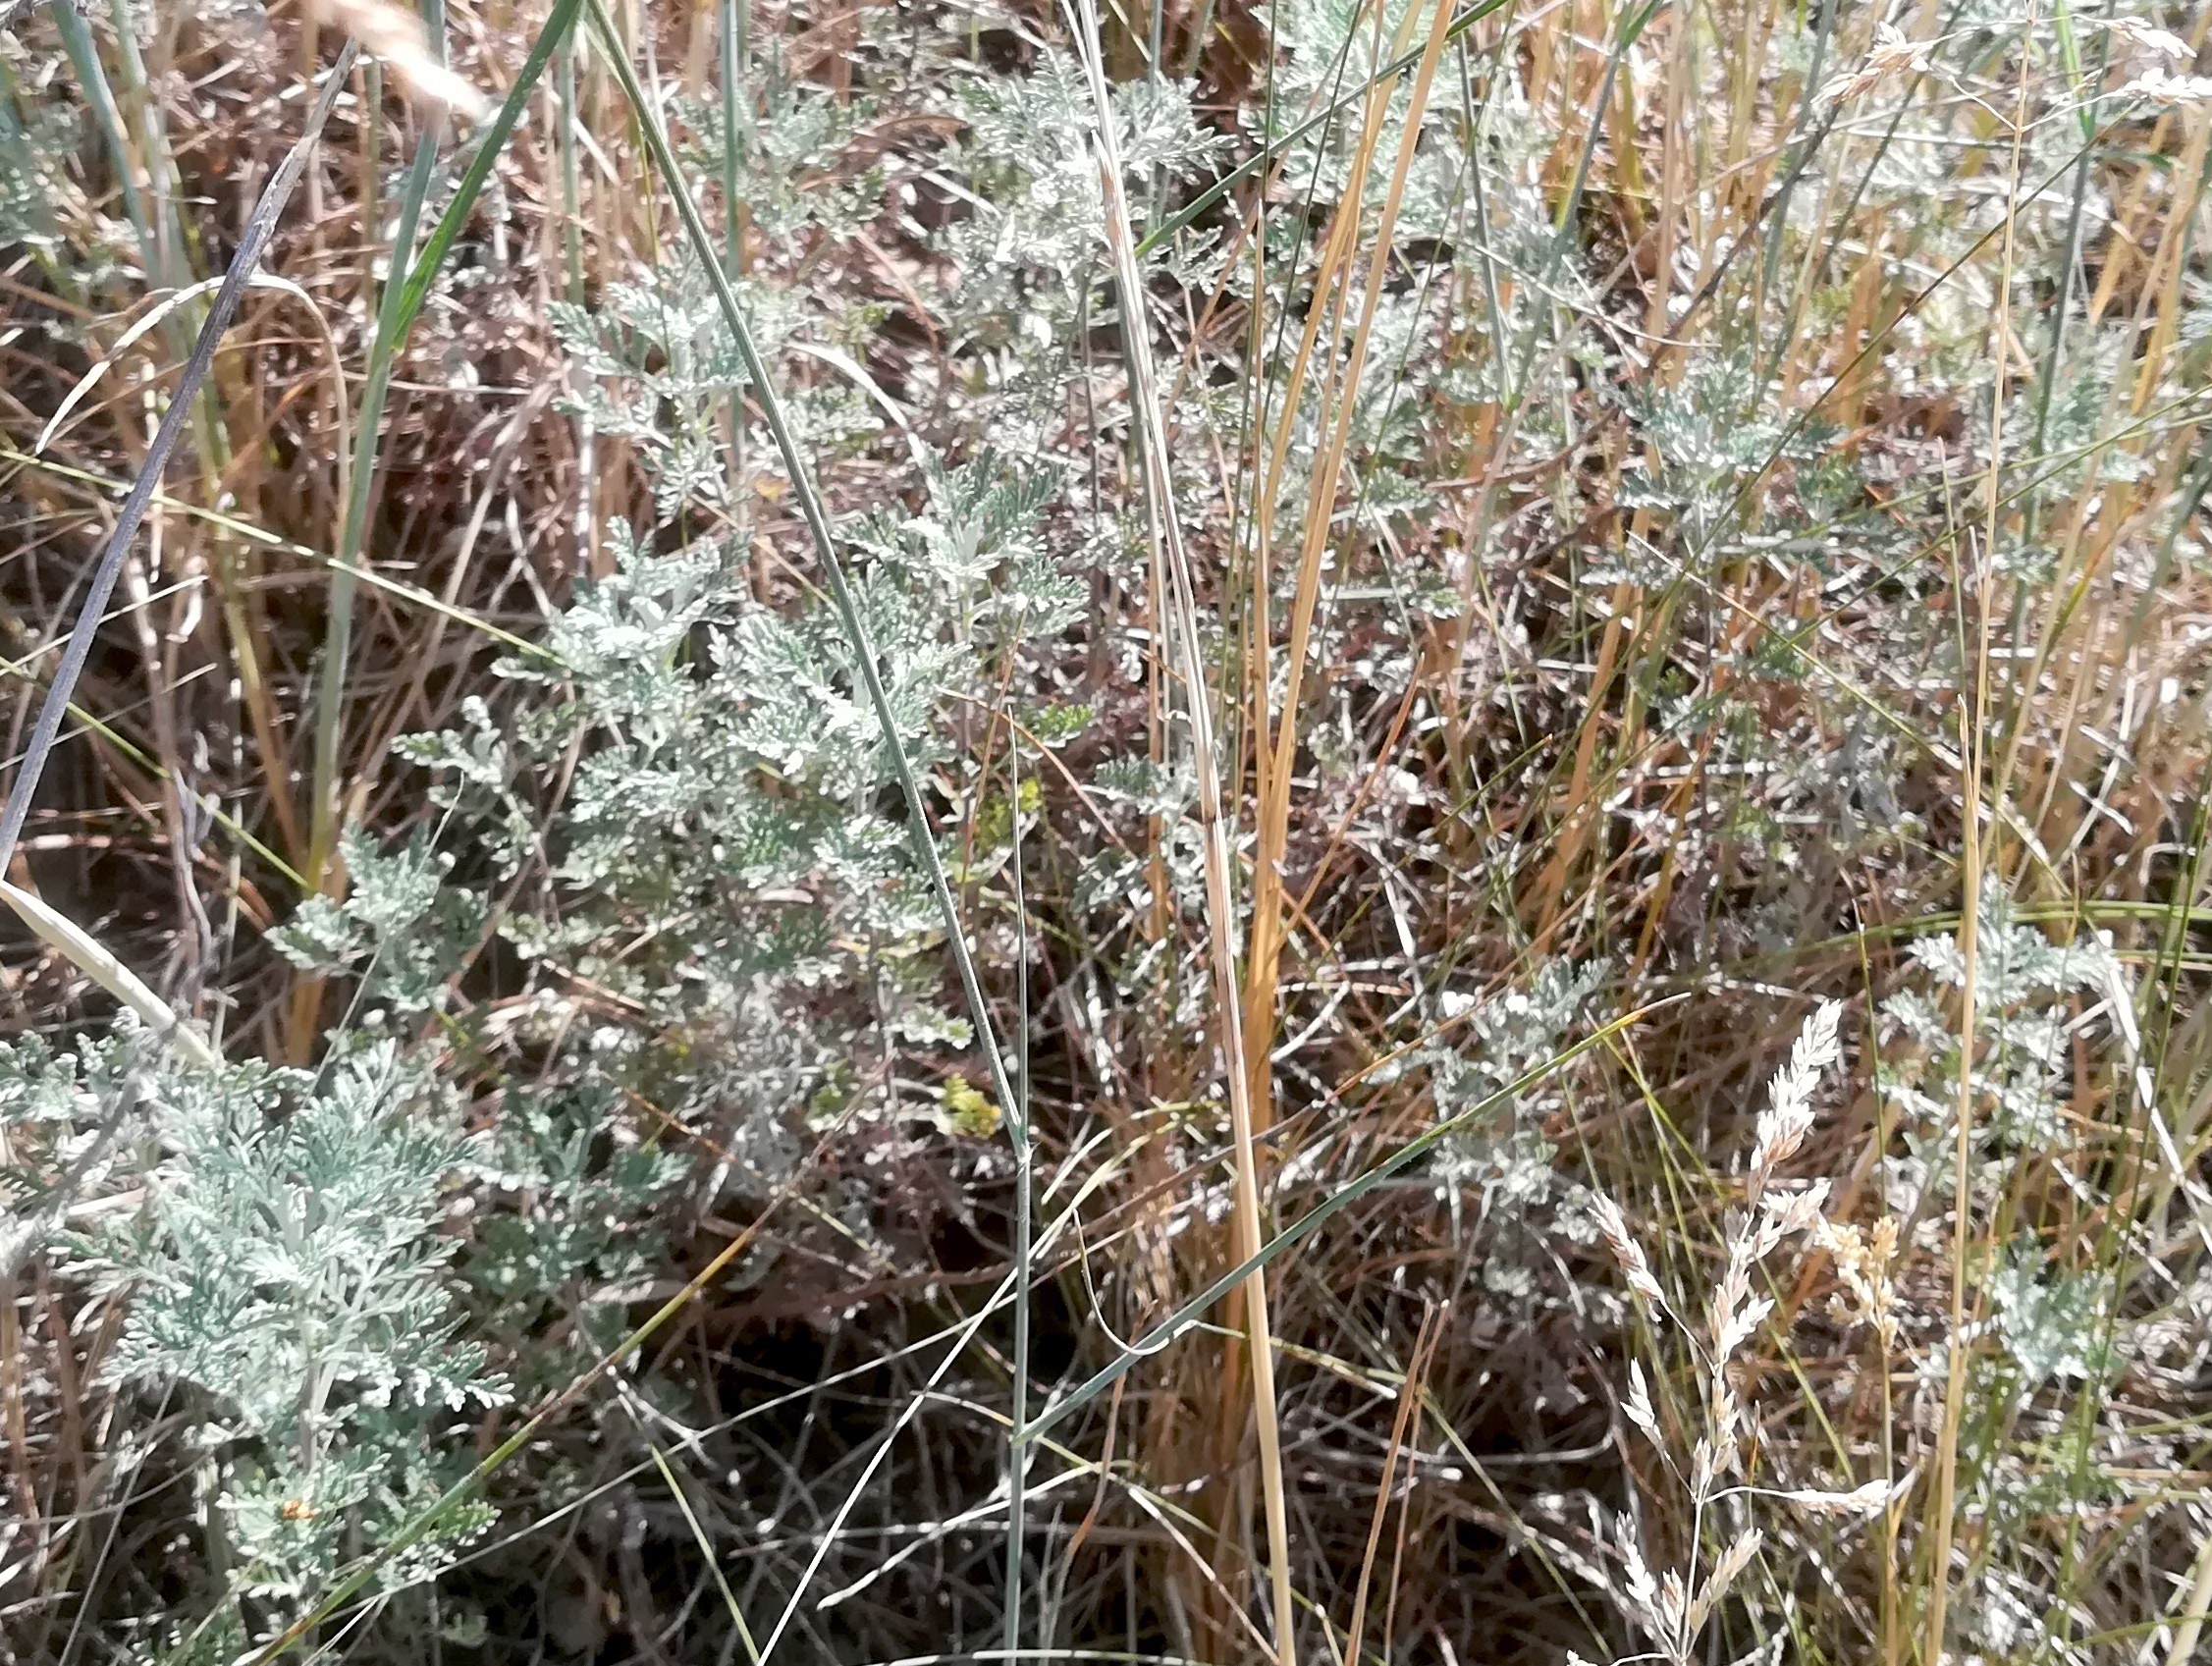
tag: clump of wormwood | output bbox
[2,1029,504,1658]
[0,18,1202,1654]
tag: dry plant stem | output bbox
[1245,0,1403,670]
[1922,28,2032,1658]
[1061,0,1296,1655]
[0,45,356,874]
[1245,0,1451,1136]
[1343,1303,1443,1665]
[1214,2,1402,1612]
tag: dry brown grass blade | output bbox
[0,880,220,1069]
[1923,20,2034,1656]
[1343,1301,1443,1665]
[1205,10,1427,1632]
[1529,575,1636,939]
[1242,0,1405,809]
[1242,0,1459,1150]
[1061,0,1300,1653]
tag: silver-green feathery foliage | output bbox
[1,1030,505,1655]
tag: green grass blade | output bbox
[646,1443,763,1666]
[306,0,584,885]
[579,14,1039,1647]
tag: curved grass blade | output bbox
[577,12,1034,1649]
[0,880,220,1068]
